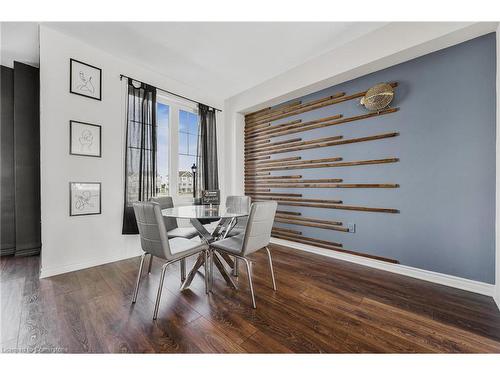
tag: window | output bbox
[156,103,169,196]
[178,110,199,196]
[155,94,199,202]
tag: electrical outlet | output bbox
[347,223,355,233]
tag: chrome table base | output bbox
[180,217,237,291]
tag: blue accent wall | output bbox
[268,33,496,283]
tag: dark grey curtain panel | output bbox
[196,104,219,196]
[1,66,16,256]
[1,62,41,256]
[122,79,157,234]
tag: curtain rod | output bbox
[119,74,222,112]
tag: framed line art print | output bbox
[69,120,102,157]
[69,182,102,216]
[70,58,102,100]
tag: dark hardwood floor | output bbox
[2,244,500,353]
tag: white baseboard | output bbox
[270,237,495,297]
[39,250,142,279]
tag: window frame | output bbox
[156,92,199,205]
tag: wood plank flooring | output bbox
[1,244,500,353]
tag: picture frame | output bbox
[70,58,102,101]
[69,182,102,216]
[69,120,102,157]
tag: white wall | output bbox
[223,22,500,304]
[39,26,224,278]
[496,24,500,309]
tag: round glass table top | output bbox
[162,205,249,219]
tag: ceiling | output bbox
[1,22,386,99]
[1,22,40,68]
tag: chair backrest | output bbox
[133,201,173,260]
[241,201,277,256]
[226,195,251,214]
[150,196,177,231]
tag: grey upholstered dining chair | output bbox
[209,201,278,308]
[132,201,209,320]
[150,196,198,280]
[225,195,251,237]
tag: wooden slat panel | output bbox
[245,119,302,135]
[245,100,302,120]
[246,157,344,171]
[246,113,343,140]
[245,175,303,180]
[272,232,343,248]
[271,233,399,263]
[246,92,345,126]
[246,158,399,173]
[247,196,343,204]
[246,82,397,127]
[246,113,341,139]
[248,132,399,158]
[247,108,398,142]
[245,138,303,153]
[245,178,344,185]
[275,214,342,226]
[271,227,302,235]
[245,155,271,162]
[246,183,400,189]
[248,192,302,197]
[276,210,302,216]
[251,197,399,213]
[275,218,349,232]
[246,135,344,156]
[252,157,302,165]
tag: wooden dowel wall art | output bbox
[246,175,303,180]
[249,132,399,158]
[253,157,302,165]
[245,178,344,185]
[245,82,397,124]
[245,158,399,173]
[245,100,302,121]
[245,155,271,162]
[247,183,400,189]
[271,232,399,263]
[276,210,302,216]
[247,108,398,143]
[248,197,344,204]
[245,82,400,263]
[245,119,302,135]
[272,232,343,248]
[271,227,303,235]
[250,197,400,214]
[249,192,303,197]
[275,219,349,232]
[275,214,342,226]
[245,156,345,171]
[246,92,346,126]
[245,113,343,140]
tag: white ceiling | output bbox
[1,22,39,68]
[2,22,386,99]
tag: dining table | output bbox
[162,204,249,290]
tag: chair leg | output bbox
[242,258,256,308]
[265,247,277,291]
[210,249,215,292]
[132,253,146,303]
[153,263,168,320]
[148,254,154,274]
[232,258,239,277]
[180,258,186,282]
[203,251,209,294]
